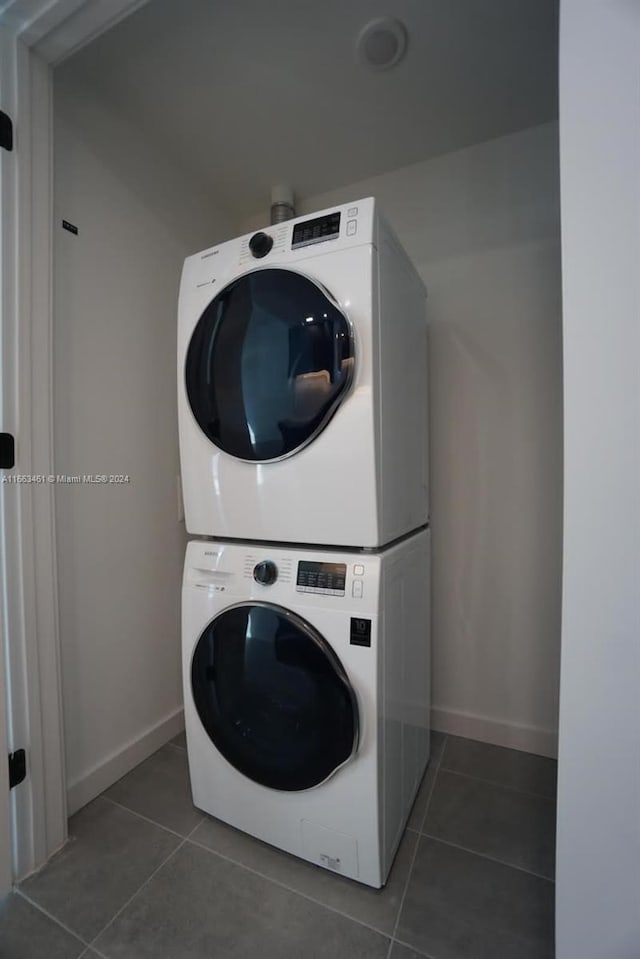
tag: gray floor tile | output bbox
[423,770,556,878]
[430,730,447,765]
[105,744,202,836]
[0,892,86,959]
[19,797,180,941]
[170,731,187,750]
[95,841,390,958]
[190,813,416,935]
[441,736,557,799]
[407,762,437,831]
[396,837,554,959]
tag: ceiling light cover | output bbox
[357,17,408,71]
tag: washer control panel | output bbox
[186,543,377,609]
[296,561,346,596]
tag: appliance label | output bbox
[350,618,372,647]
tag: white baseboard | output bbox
[65,704,555,816]
[431,705,558,759]
[66,708,185,816]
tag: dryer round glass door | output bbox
[185,268,354,461]
[191,603,359,791]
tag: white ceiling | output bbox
[56,0,558,220]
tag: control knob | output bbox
[253,560,278,586]
[248,231,273,259]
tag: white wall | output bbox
[53,72,233,813]
[556,2,640,956]
[246,123,563,756]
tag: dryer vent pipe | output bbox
[270,184,296,224]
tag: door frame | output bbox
[0,0,151,883]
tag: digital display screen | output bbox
[296,561,346,595]
[292,212,341,249]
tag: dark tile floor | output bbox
[0,731,557,958]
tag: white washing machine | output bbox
[182,529,431,888]
[178,197,428,548]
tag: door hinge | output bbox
[0,111,13,152]
[8,750,26,789]
[0,433,15,469]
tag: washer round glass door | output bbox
[191,603,359,791]
[185,268,354,462]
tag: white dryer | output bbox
[178,197,428,548]
[182,529,431,888]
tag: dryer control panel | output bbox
[291,212,341,250]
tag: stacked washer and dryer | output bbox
[178,197,431,888]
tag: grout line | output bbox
[166,740,187,753]
[436,732,449,770]
[101,794,203,840]
[14,888,92,951]
[86,838,188,953]
[82,946,108,959]
[385,736,446,959]
[432,736,446,767]
[404,734,444,837]
[185,833,393,942]
[437,764,557,801]
[392,935,437,958]
[83,815,205,955]
[415,736,446,834]
[185,818,208,842]
[418,834,556,883]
